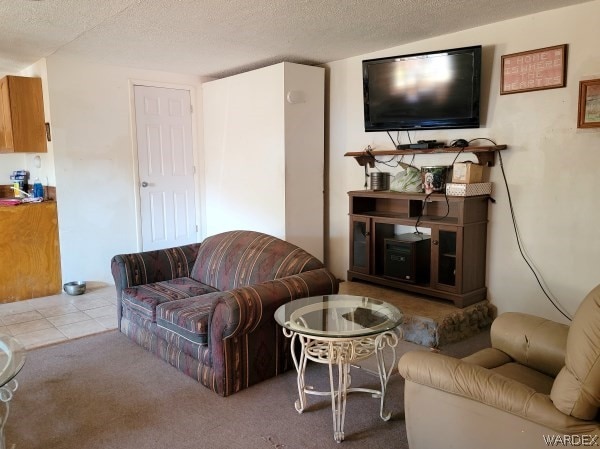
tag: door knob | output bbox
[141,181,149,188]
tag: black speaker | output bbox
[384,234,430,283]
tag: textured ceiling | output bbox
[0,0,593,78]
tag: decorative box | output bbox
[452,162,484,183]
[446,182,492,197]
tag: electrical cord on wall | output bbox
[386,130,418,149]
[386,131,398,148]
[470,138,572,321]
[363,145,406,169]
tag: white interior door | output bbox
[134,85,197,250]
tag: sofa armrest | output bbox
[491,312,569,377]
[111,243,202,293]
[398,351,598,434]
[210,267,339,341]
[111,243,202,327]
[208,267,339,395]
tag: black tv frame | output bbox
[363,45,482,132]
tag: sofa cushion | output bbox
[121,277,217,322]
[156,292,223,345]
[190,230,323,291]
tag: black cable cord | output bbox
[414,192,433,234]
[450,147,466,166]
[468,137,495,146]
[470,138,572,321]
[414,188,450,236]
[430,190,450,221]
[386,131,397,149]
[373,156,400,168]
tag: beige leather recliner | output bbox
[398,284,600,449]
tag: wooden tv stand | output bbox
[348,190,489,308]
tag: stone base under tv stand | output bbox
[339,281,495,347]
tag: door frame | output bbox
[128,79,204,251]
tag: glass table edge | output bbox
[274,295,403,339]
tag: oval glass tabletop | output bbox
[0,334,26,388]
[274,294,402,338]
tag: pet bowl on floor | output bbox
[64,281,87,296]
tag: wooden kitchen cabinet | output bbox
[347,190,489,308]
[0,201,61,302]
[0,75,47,153]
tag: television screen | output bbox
[363,45,482,131]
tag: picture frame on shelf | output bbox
[500,44,567,95]
[577,79,600,128]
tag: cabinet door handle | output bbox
[432,239,439,245]
[365,231,370,237]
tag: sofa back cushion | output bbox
[551,284,600,420]
[190,230,323,291]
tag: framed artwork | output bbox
[501,44,567,95]
[578,79,600,128]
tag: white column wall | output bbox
[202,64,286,239]
[325,0,600,322]
[283,63,325,261]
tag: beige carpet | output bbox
[6,330,490,449]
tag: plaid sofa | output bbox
[111,230,338,396]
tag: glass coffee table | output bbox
[0,335,25,449]
[274,294,402,442]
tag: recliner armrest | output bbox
[491,312,569,377]
[462,347,512,368]
[398,351,599,434]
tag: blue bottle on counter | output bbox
[33,178,44,199]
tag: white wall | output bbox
[44,54,204,284]
[325,0,600,322]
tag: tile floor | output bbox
[0,284,117,350]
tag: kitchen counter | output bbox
[0,201,62,302]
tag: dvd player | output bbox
[396,142,446,150]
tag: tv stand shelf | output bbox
[344,145,507,168]
[348,190,489,308]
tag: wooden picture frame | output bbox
[578,79,600,128]
[501,44,567,95]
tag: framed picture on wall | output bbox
[577,79,600,128]
[500,44,567,95]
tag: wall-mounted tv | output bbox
[363,45,482,132]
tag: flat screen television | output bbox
[363,45,482,132]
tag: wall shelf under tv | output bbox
[344,145,507,168]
